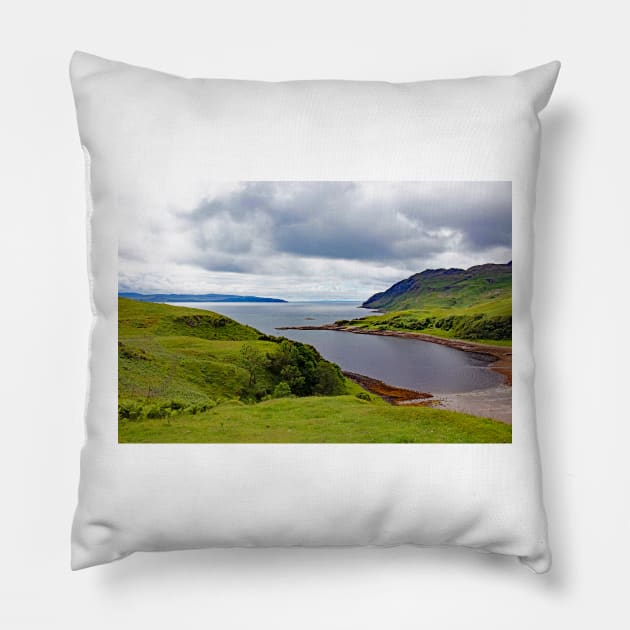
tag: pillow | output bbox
[70,51,559,571]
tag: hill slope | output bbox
[363,262,512,313]
[338,263,512,343]
[117,298,511,442]
[118,297,347,406]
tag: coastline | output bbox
[342,371,433,405]
[277,323,512,423]
[276,323,512,386]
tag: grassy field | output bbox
[118,298,512,443]
[119,396,512,443]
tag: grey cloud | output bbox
[121,181,511,298]
[179,181,511,266]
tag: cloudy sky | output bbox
[118,181,511,301]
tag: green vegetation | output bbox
[120,396,512,443]
[355,263,512,344]
[119,297,345,409]
[118,297,511,443]
[336,310,512,345]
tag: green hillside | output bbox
[118,297,347,409]
[363,263,512,312]
[118,298,511,443]
[342,263,512,343]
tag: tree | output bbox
[313,362,346,395]
[268,338,346,397]
[280,364,306,395]
[238,344,270,399]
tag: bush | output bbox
[272,381,293,398]
[257,334,280,342]
[313,362,346,395]
[118,342,149,361]
[356,392,371,401]
[449,315,511,340]
[118,401,143,420]
[145,404,166,419]
[378,312,511,341]
[182,400,215,415]
[267,338,347,397]
[174,314,227,328]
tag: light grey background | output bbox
[0,0,627,628]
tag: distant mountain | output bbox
[119,292,287,303]
[362,262,511,314]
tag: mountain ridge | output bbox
[338,261,512,342]
[362,262,512,312]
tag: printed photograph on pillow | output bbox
[118,180,512,443]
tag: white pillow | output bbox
[70,51,559,571]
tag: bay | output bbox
[169,301,502,394]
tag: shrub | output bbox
[313,362,346,395]
[280,364,306,394]
[182,400,215,415]
[118,401,143,420]
[118,342,149,361]
[383,312,511,341]
[272,382,293,398]
[145,404,166,419]
[257,334,279,342]
[450,315,511,340]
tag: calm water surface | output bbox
[169,302,501,394]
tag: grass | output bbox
[119,297,261,341]
[119,396,511,443]
[118,298,275,404]
[118,297,512,443]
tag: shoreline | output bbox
[278,323,512,423]
[276,323,512,386]
[342,371,433,405]
[343,369,511,424]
